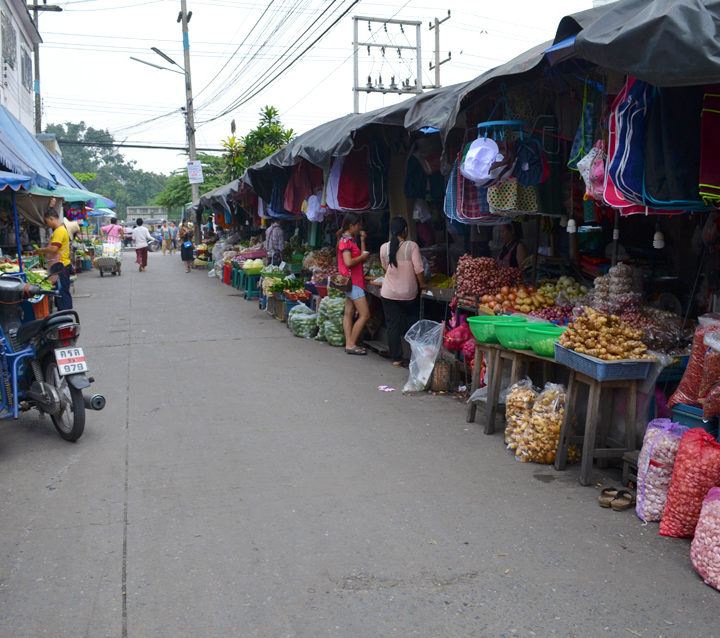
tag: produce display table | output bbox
[466,343,559,434]
[467,339,642,486]
[554,371,639,486]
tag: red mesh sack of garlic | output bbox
[668,320,720,409]
[660,428,720,538]
[691,487,720,591]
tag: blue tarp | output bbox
[0,171,32,191]
[0,105,84,190]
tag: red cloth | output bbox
[337,148,370,211]
[283,161,323,214]
[337,235,365,289]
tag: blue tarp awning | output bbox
[0,171,32,191]
[0,105,84,190]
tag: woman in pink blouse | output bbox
[380,217,427,366]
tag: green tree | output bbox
[152,106,294,213]
[221,135,246,182]
[241,106,294,165]
[151,154,226,212]
[44,122,169,217]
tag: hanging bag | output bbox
[567,82,595,170]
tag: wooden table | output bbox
[554,370,639,486]
[466,343,558,434]
[466,341,642,486]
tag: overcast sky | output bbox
[38,0,592,178]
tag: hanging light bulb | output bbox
[653,224,665,249]
[566,218,577,234]
[560,215,568,228]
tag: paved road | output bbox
[0,251,717,638]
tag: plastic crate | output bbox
[671,404,719,438]
[284,299,301,322]
[554,343,654,381]
[494,320,531,349]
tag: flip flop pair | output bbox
[598,488,635,511]
[346,346,367,355]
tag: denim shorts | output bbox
[346,285,365,300]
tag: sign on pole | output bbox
[187,160,204,184]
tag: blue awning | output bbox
[0,105,84,190]
[0,171,32,191]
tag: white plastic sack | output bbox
[403,320,444,393]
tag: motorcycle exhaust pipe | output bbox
[84,394,106,411]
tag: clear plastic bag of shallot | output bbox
[636,419,688,522]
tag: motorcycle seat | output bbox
[16,314,76,345]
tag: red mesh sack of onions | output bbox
[659,428,720,538]
[668,323,720,408]
[690,487,720,590]
[635,419,688,522]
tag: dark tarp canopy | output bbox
[574,0,720,87]
[194,178,244,216]
[243,100,413,200]
[402,4,618,142]
[403,40,552,142]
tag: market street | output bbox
[0,252,717,638]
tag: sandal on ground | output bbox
[345,346,367,355]
[610,490,636,511]
[598,487,620,508]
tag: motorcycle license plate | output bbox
[54,347,88,375]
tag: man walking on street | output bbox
[34,209,73,310]
[132,218,154,272]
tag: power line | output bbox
[56,139,225,152]
[200,0,359,124]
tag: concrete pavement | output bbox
[0,250,717,637]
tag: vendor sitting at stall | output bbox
[265,220,285,266]
[497,222,529,269]
[34,209,72,310]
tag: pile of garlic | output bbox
[636,419,688,522]
[691,487,720,591]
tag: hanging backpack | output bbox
[513,138,544,186]
[567,82,595,170]
[608,78,652,205]
[368,141,388,210]
[642,85,708,211]
[699,86,720,205]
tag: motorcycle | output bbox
[0,265,105,441]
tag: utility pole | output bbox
[178,0,199,212]
[352,16,423,114]
[27,2,62,134]
[429,11,451,89]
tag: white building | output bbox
[0,0,40,132]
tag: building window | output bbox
[21,49,31,91]
[1,13,16,70]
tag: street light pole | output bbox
[178,0,199,219]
